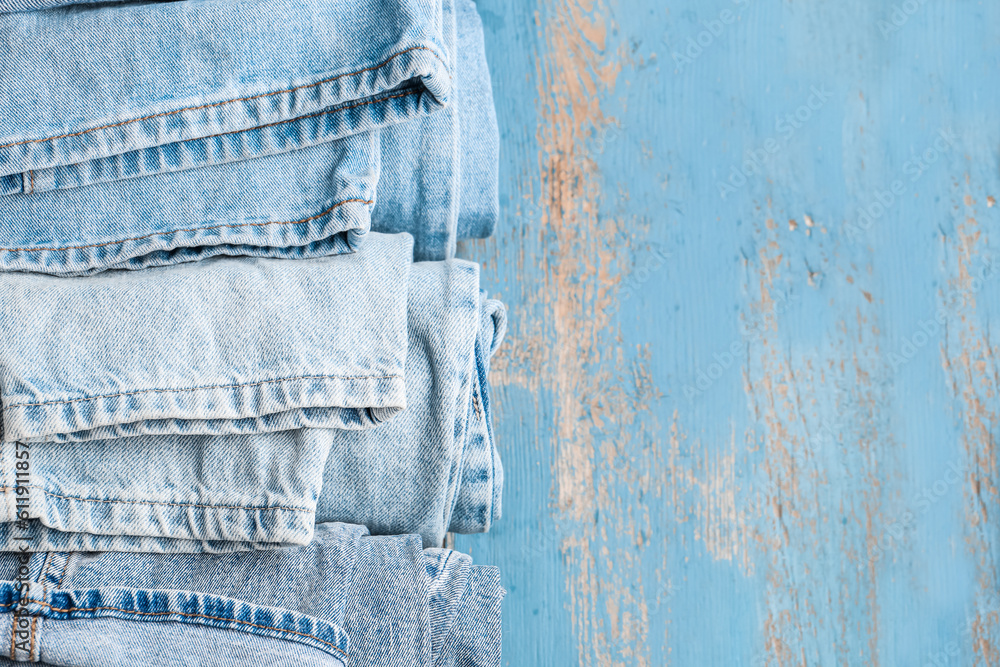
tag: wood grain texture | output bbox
[454,0,1000,664]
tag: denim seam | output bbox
[6,372,401,408]
[39,553,53,606]
[0,44,450,152]
[471,383,482,420]
[20,598,348,657]
[23,87,420,198]
[0,485,312,514]
[38,553,52,586]
[0,197,373,253]
[54,556,69,588]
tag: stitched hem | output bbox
[0,524,295,554]
[0,483,317,547]
[19,88,418,197]
[3,373,406,443]
[0,583,350,660]
[445,363,497,537]
[1,200,372,254]
[0,44,450,180]
[0,194,372,277]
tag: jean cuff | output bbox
[0,233,413,443]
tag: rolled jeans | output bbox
[0,0,497,270]
[0,522,503,665]
[0,233,506,550]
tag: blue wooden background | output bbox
[454,1,1000,664]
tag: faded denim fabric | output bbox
[0,0,450,274]
[0,0,499,271]
[0,256,506,551]
[453,0,500,244]
[0,523,503,665]
[375,0,499,261]
[0,232,413,444]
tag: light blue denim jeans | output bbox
[0,232,414,444]
[375,0,499,260]
[0,0,497,269]
[0,523,503,665]
[0,242,505,551]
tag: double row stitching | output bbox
[14,86,419,203]
[23,598,347,657]
[7,372,401,408]
[0,485,311,514]
[1,197,372,253]
[0,44,449,151]
[13,90,421,201]
[57,557,70,587]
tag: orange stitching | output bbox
[8,612,14,661]
[0,45,447,152]
[28,617,35,659]
[0,485,311,515]
[25,599,347,656]
[1,197,372,253]
[165,88,418,153]
[7,372,401,408]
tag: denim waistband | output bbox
[0,233,413,444]
[0,259,506,551]
[0,524,503,665]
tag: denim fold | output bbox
[0,256,506,551]
[0,0,500,271]
[0,523,503,665]
[0,0,452,274]
[375,0,499,261]
[0,233,414,444]
[0,0,449,189]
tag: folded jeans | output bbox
[0,247,506,550]
[0,0,499,271]
[0,0,449,274]
[0,523,503,666]
[0,232,414,443]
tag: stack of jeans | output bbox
[0,0,505,664]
